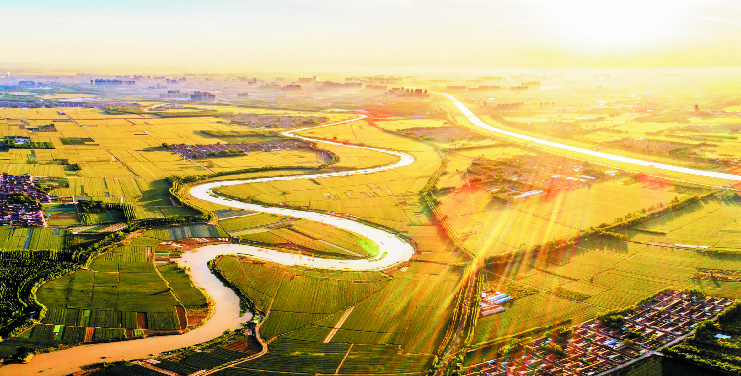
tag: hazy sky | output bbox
[1,0,740,71]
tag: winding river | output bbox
[0,247,246,376]
[7,93,735,375]
[0,115,416,376]
[189,115,416,271]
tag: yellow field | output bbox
[373,118,449,130]
[438,179,688,258]
[0,107,354,179]
[298,117,415,169]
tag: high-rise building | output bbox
[190,91,216,102]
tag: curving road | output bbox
[1,114,417,375]
[437,93,741,182]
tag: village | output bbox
[229,113,328,128]
[164,139,315,159]
[464,290,734,376]
[464,154,616,202]
[0,174,53,227]
[480,290,515,316]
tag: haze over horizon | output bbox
[2,0,740,72]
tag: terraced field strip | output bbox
[324,306,355,343]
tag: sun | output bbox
[537,0,686,49]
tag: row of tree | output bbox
[0,231,126,340]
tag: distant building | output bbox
[469,86,501,91]
[160,90,190,99]
[166,77,186,84]
[321,81,361,89]
[298,76,316,83]
[18,81,36,87]
[238,77,258,84]
[190,91,216,102]
[91,79,135,86]
[366,85,387,90]
[389,87,428,97]
[282,84,302,91]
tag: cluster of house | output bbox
[465,290,733,376]
[0,100,45,108]
[166,140,312,159]
[0,100,133,108]
[0,174,53,227]
[645,241,711,251]
[388,87,429,97]
[231,114,327,128]
[470,155,610,202]
[3,136,30,146]
[480,290,514,316]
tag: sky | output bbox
[1,0,740,72]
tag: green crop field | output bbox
[167,223,227,239]
[93,327,126,341]
[5,71,741,376]
[229,217,380,259]
[0,228,66,250]
[234,338,351,374]
[218,213,285,232]
[215,255,462,359]
[214,255,390,319]
[157,263,209,310]
[471,197,741,345]
[627,196,741,248]
[34,227,208,333]
[438,178,692,259]
[337,344,432,374]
